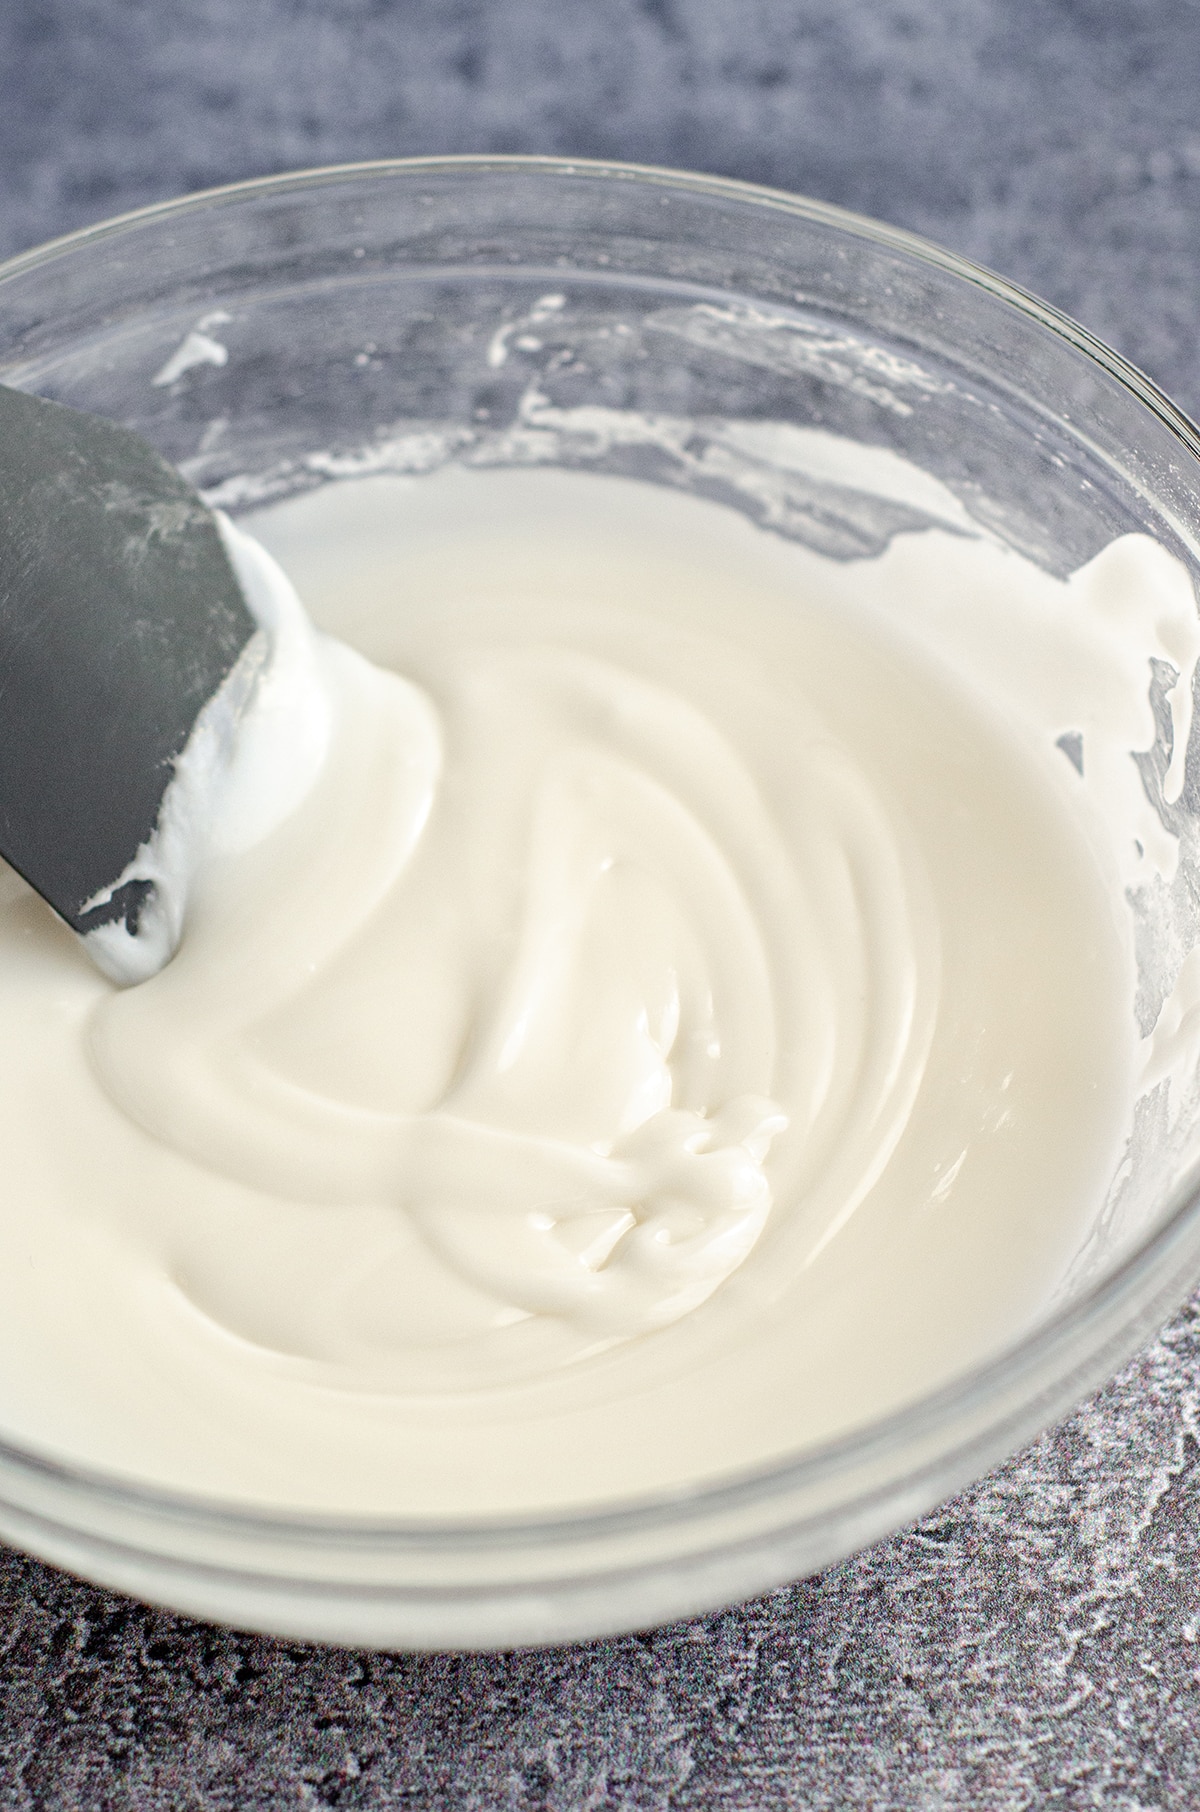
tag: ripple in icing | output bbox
[91,614,935,1369]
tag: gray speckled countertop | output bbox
[3,4,1200,1806]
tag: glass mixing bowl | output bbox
[1,157,1200,1650]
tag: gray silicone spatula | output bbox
[0,382,258,976]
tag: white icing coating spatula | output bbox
[0,382,259,977]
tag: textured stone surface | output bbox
[5,0,1200,417]
[4,1308,1200,1810]
[3,2,1200,1805]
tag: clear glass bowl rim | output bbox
[1,152,1198,1557]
